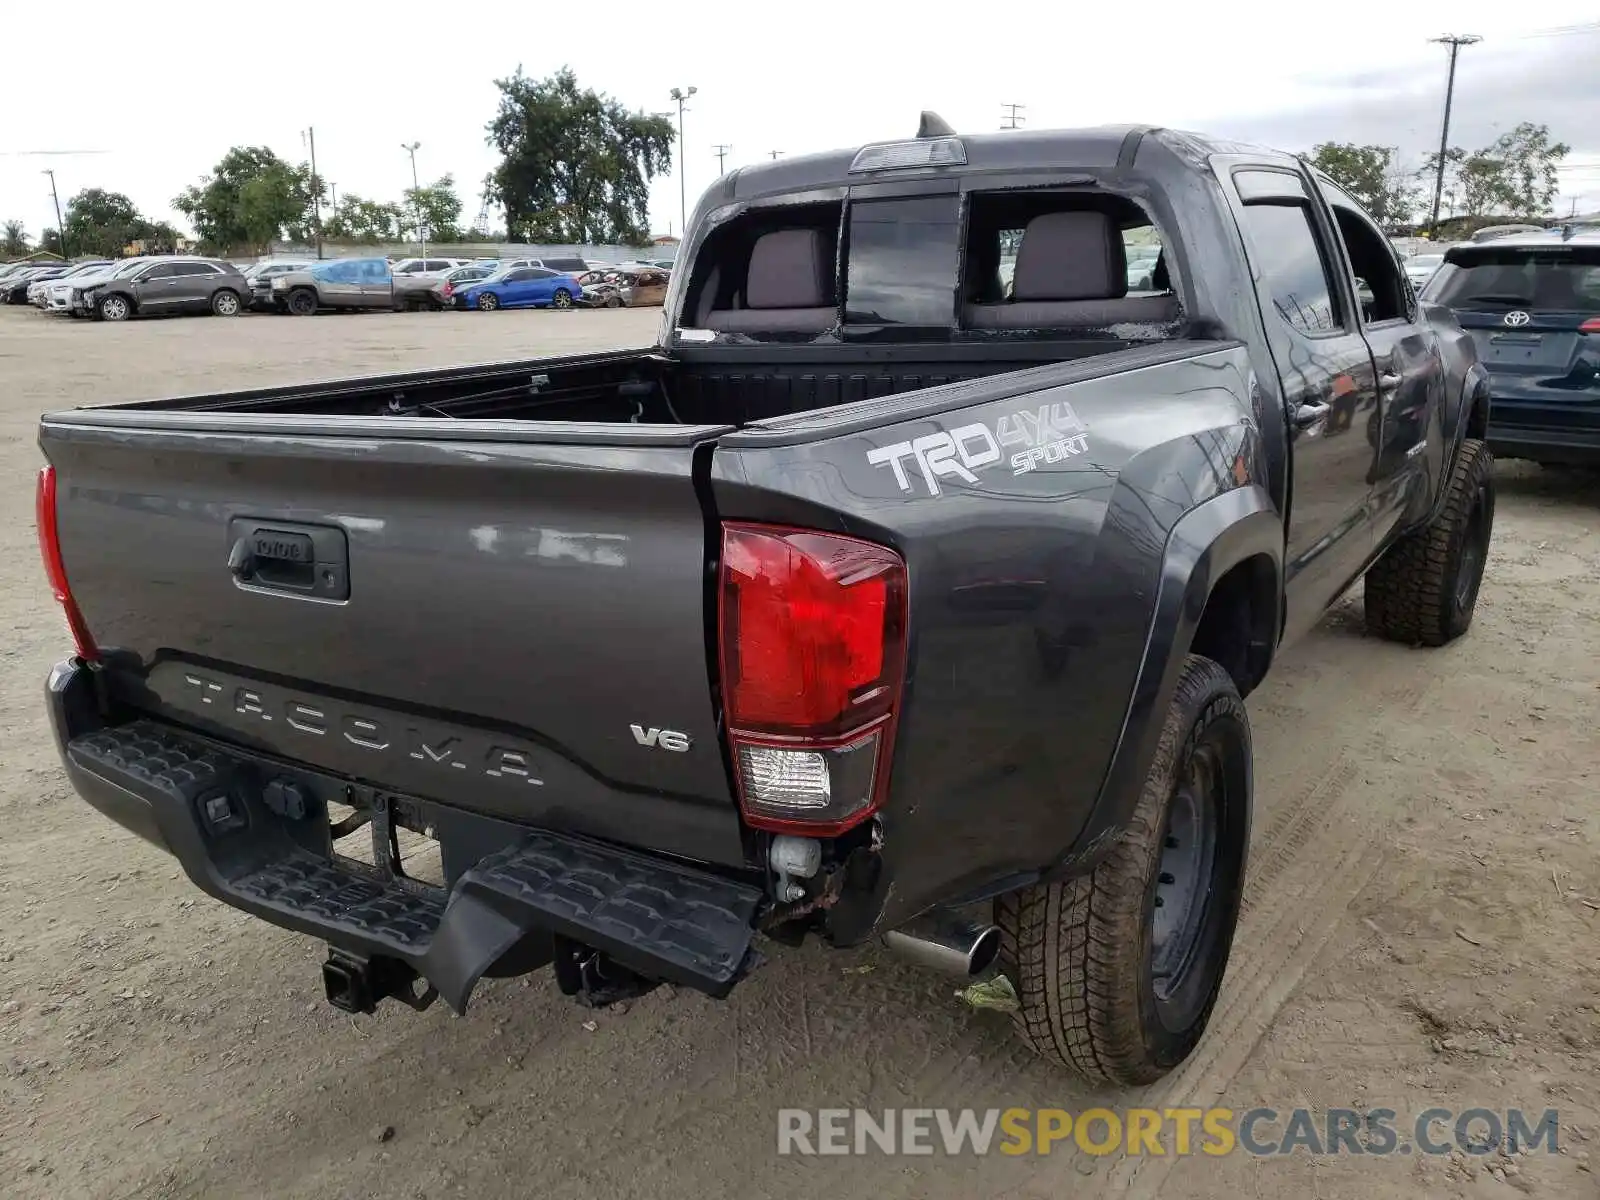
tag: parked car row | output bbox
[1,256,251,319]
[0,253,673,322]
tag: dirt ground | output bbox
[0,306,1596,1200]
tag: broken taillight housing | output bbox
[36,466,99,662]
[718,523,907,836]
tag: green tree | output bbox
[1418,123,1570,222]
[2,220,30,256]
[133,220,181,254]
[403,174,465,242]
[325,194,403,243]
[62,188,145,257]
[175,146,321,252]
[1486,122,1569,216]
[486,66,674,243]
[1306,143,1417,226]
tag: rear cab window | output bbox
[680,183,1181,343]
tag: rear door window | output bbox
[1235,202,1344,335]
[843,194,960,326]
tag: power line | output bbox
[1427,34,1482,237]
[1514,20,1600,39]
[1000,103,1026,131]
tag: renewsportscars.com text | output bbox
[776,1107,1560,1158]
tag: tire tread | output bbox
[998,655,1245,1085]
[1364,438,1493,647]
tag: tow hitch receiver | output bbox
[323,949,439,1014]
[552,937,659,1008]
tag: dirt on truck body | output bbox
[36,115,1494,1086]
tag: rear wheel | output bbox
[997,654,1250,1085]
[286,288,318,316]
[477,292,500,311]
[97,294,131,322]
[211,289,241,317]
[1364,438,1494,646]
[552,288,573,310]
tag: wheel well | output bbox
[1465,391,1489,441]
[1189,555,1277,698]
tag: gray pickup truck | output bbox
[37,117,1492,1085]
[269,256,452,314]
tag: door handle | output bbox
[1378,373,1402,391]
[1293,401,1330,429]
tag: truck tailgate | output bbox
[41,413,748,867]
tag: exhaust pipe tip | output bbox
[883,910,1002,977]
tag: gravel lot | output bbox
[1,307,1596,1199]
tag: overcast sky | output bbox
[3,1,1597,244]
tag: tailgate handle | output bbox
[227,519,350,601]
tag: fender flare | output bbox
[1423,363,1491,528]
[1054,484,1283,876]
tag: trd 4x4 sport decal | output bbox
[866,400,1090,496]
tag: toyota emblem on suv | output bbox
[1503,310,1531,327]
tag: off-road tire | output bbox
[286,288,318,316]
[997,654,1251,1086]
[1364,438,1494,646]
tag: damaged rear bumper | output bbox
[46,659,765,1013]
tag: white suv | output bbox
[390,257,473,278]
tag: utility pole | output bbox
[401,141,425,259]
[329,183,338,215]
[1427,34,1481,238]
[304,126,323,259]
[713,143,732,175]
[670,86,698,235]
[1000,102,1026,131]
[42,168,68,258]
[769,150,783,160]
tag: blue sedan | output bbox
[455,266,583,311]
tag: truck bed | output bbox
[85,340,1147,427]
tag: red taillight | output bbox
[1580,317,1600,334]
[442,282,453,297]
[36,466,99,662]
[718,523,907,836]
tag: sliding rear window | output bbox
[843,195,961,327]
[1426,247,1600,312]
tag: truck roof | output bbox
[718,124,1295,202]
